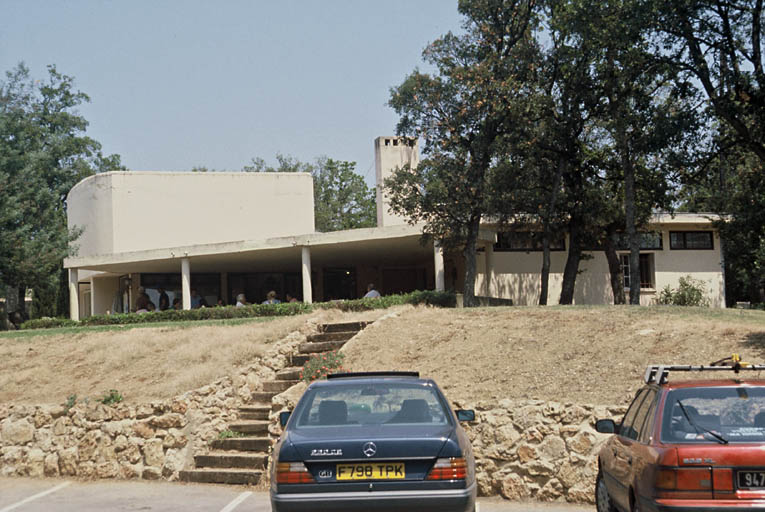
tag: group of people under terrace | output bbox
[133,283,382,314]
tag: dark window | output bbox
[494,231,565,252]
[670,231,713,250]
[661,386,765,444]
[295,382,451,427]
[632,389,658,442]
[584,231,662,251]
[620,389,648,439]
[614,232,663,250]
[620,254,655,289]
[140,273,220,309]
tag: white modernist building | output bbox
[64,137,726,319]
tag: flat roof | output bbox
[65,223,433,273]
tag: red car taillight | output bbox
[276,462,315,484]
[656,467,712,491]
[655,466,736,498]
[426,457,467,480]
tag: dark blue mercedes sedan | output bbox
[269,371,477,512]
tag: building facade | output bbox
[64,137,725,319]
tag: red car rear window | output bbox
[661,386,765,444]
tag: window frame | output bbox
[619,253,656,290]
[494,231,566,252]
[669,231,714,250]
[620,388,649,439]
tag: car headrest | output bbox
[318,400,347,425]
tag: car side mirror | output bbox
[595,419,616,434]
[456,409,475,422]
[279,411,291,428]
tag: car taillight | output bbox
[426,457,467,480]
[656,467,712,491]
[276,462,315,484]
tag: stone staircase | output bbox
[179,320,368,485]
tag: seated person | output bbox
[262,290,281,304]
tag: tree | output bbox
[0,63,123,324]
[657,0,765,163]
[244,154,376,232]
[387,0,538,307]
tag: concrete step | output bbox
[229,421,269,435]
[238,405,270,421]
[320,321,368,333]
[275,367,302,381]
[250,391,277,404]
[307,331,357,343]
[298,340,347,354]
[179,468,262,485]
[210,437,271,452]
[290,354,311,367]
[263,380,299,393]
[194,451,267,470]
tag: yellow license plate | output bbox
[336,463,405,480]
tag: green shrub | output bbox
[99,389,123,405]
[657,276,710,307]
[316,290,456,312]
[63,394,77,413]
[19,290,454,329]
[79,302,312,326]
[217,429,246,440]
[301,350,346,383]
[20,317,78,330]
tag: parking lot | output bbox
[0,478,592,512]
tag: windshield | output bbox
[294,382,451,428]
[661,386,765,444]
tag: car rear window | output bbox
[661,386,765,444]
[294,382,451,427]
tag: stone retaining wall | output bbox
[464,399,626,503]
[1,323,626,504]
[0,330,307,481]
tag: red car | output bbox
[596,359,765,512]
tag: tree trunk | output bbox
[623,154,641,305]
[539,158,565,306]
[604,230,626,305]
[540,236,551,306]
[462,216,481,307]
[17,284,28,321]
[559,217,582,304]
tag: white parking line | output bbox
[0,481,71,512]
[219,491,252,512]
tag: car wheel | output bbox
[596,472,617,512]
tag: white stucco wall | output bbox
[478,223,725,307]
[67,171,315,258]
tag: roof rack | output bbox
[645,355,765,384]
[326,371,420,380]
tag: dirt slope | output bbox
[0,308,385,404]
[341,306,765,406]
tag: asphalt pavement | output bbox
[0,477,593,512]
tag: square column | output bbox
[302,246,313,304]
[69,268,80,321]
[181,258,191,310]
[434,243,445,292]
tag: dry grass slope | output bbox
[341,306,765,406]
[0,308,389,405]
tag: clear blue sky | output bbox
[1,0,463,185]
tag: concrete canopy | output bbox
[64,224,434,274]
